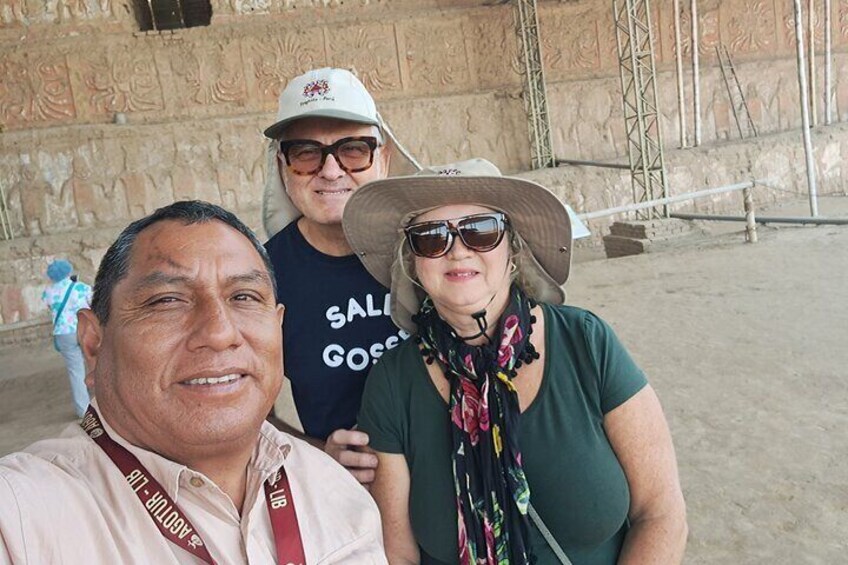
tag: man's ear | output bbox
[277,304,285,369]
[380,138,393,173]
[277,155,290,195]
[77,309,102,388]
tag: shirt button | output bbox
[189,477,205,488]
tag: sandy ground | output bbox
[1,196,846,563]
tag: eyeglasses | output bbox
[404,213,509,258]
[277,136,379,176]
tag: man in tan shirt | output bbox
[0,201,386,564]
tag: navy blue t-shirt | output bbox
[265,222,407,440]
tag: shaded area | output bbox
[132,0,212,31]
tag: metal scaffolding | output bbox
[514,0,556,169]
[612,0,669,219]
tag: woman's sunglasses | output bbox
[404,212,509,258]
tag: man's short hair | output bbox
[90,200,276,324]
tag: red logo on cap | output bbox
[303,80,330,98]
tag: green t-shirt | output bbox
[358,305,648,565]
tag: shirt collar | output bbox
[254,421,292,476]
[89,400,290,503]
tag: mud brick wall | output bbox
[3,0,848,327]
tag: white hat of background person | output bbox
[261,67,420,239]
[342,158,573,334]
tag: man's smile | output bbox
[182,373,245,386]
[315,188,352,196]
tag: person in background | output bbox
[42,259,92,418]
[344,159,687,564]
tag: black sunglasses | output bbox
[277,136,379,176]
[404,212,509,258]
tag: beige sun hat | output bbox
[261,67,420,239]
[342,158,572,333]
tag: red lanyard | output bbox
[81,407,306,565]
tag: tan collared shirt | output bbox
[0,408,386,564]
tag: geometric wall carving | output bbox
[328,23,403,96]
[243,30,326,107]
[541,6,602,78]
[168,39,248,109]
[75,47,165,117]
[399,19,472,96]
[461,11,522,89]
[0,52,76,127]
[0,0,133,27]
[724,0,777,54]
[3,0,841,134]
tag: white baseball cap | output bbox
[264,68,380,139]
[260,68,422,239]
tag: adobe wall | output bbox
[2,0,848,327]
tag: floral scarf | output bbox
[414,285,540,565]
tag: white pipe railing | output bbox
[674,0,687,147]
[793,0,820,216]
[690,0,702,146]
[808,0,818,126]
[577,181,754,220]
[825,0,833,124]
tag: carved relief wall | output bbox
[3,0,848,325]
[0,0,134,29]
[4,0,848,141]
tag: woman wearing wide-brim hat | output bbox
[343,159,687,565]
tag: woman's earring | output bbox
[509,261,517,274]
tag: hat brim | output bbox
[342,175,572,331]
[264,109,381,139]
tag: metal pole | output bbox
[691,0,702,146]
[743,186,758,243]
[557,158,632,170]
[808,0,818,126]
[717,45,745,139]
[176,0,186,27]
[794,0,820,216]
[146,0,156,30]
[673,0,687,147]
[670,213,847,225]
[515,0,556,169]
[825,0,833,124]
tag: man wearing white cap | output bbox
[261,67,419,485]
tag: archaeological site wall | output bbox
[2,0,847,329]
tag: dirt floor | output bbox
[1,195,846,563]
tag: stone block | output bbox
[0,318,51,350]
[608,219,692,240]
[602,235,652,259]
